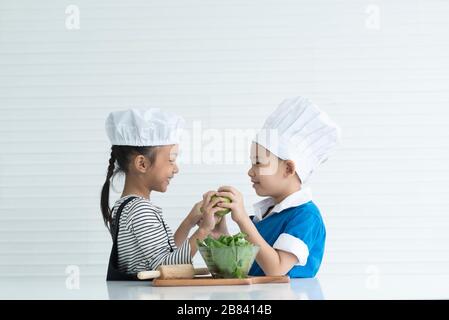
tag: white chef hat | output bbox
[254,96,341,184]
[105,108,185,146]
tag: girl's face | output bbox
[247,142,289,198]
[146,144,179,193]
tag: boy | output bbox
[204,96,340,278]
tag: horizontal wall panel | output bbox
[1,0,448,277]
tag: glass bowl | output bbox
[198,245,260,279]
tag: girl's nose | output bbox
[173,163,179,174]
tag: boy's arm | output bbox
[216,186,298,276]
[236,216,298,276]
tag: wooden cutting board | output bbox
[152,275,290,287]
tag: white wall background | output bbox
[1,0,449,281]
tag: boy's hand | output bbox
[215,186,248,224]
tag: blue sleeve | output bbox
[286,213,321,247]
[273,212,322,266]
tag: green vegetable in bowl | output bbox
[197,232,259,279]
[197,232,250,248]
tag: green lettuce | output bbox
[197,232,259,278]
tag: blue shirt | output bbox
[248,200,326,278]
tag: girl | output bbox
[101,108,224,280]
[202,96,340,278]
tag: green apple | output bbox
[211,195,232,217]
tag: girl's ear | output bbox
[134,154,149,173]
[284,160,296,177]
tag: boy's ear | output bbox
[284,160,296,177]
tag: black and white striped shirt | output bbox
[111,195,192,274]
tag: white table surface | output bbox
[1,274,448,300]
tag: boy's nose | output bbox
[173,163,179,174]
[247,167,255,178]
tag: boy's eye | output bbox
[251,158,264,165]
[257,158,269,165]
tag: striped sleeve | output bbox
[128,202,192,270]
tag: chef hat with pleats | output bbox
[254,96,341,183]
[105,108,185,146]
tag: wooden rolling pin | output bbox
[137,264,210,280]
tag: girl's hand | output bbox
[195,190,219,227]
[201,190,218,210]
[215,186,248,224]
[198,192,223,232]
[196,189,222,224]
[186,200,204,228]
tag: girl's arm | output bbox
[187,195,224,256]
[187,227,210,257]
[175,193,225,255]
[174,190,227,247]
[174,201,203,247]
[216,186,298,276]
[174,217,197,248]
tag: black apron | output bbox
[106,196,139,281]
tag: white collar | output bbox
[252,187,313,223]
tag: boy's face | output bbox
[248,142,288,197]
[146,144,179,193]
